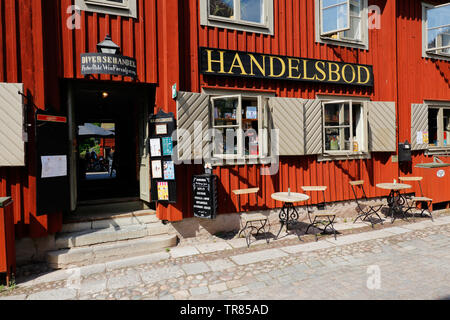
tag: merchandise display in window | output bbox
[323,101,365,153]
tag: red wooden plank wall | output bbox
[396,0,450,201]
[0,0,62,238]
[56,0,158,83]
[0,0,160,238]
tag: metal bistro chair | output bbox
[349,180,385,228]
[302,186,337,241]
[232,188,270,248]
[399,177,434,221]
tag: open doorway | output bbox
[66,80,154,210]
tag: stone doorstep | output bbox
[61,210,159,233]
[55,224,169,249]
[47,234,178,269]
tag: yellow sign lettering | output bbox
[206,50,226,74]
[342,64,356,83]
[248,54,266,76]
[287,58,301,79]
[328,62,341,82]
[269,56,286,78]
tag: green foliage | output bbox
[210,0,233,17]
[0,274,16,293]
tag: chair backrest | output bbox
[232,188,260,213]
[301,186,328,211]
[399,177,424,197]
[349,180,368,202]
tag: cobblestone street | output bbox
[1,215,450,300]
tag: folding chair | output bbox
[349,180,385,228]
[399,177,433,221]
[232,188,270,248]
[302,186,337,241]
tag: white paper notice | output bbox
[41,155,67,178]
[416,131,423,145]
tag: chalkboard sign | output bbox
[193,174,218,219]
[35,110,70,216]
[149,110,177,203]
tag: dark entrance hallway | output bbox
[68,81,154,204]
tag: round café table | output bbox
[271,192,310,239]
[376,183,411,223]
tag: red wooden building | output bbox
[0,0,449,243]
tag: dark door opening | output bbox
[69,81,153,203]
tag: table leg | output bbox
[276,203,302,240]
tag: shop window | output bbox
[211,95,264,159]
[200,0,274,35]
[75,0,137,18]
[315,0,369,50]
[428,106,450,149]
[323,101,368,155]
[423,3,450,60]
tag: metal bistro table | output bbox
[376,183,412,223]
[271,192,310,240]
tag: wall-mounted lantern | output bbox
[97,34,120,55]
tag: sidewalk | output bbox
[1,212,449,300]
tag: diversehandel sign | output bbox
[81,53,137,78]
[200,47,373,86]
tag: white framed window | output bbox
[211,94,266,160]
[75,0,137,18]
[315,0,369,50]
[322,100,368,155]
[200,0,274,35]
[428,105,450,149]
[422,2,450,61]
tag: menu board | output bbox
[193,174,218,219]
[149,110,177,203]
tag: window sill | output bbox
[85,0,129,10]
[317,36,368,51]
[425,148,450,156]
[422,52,450,62]
[211,156,272,167]
[201,18,273,36]
[318,152,371,162]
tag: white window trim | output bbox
[200,0,274,35]
[425,100,450,154]
[315,0,369,50]
[317,94,370,161]
[422,2,450,62]
[75,0,137,18]
[202,88,274,166]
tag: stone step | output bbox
[56,222,169,250]
[47,234,178,269]
[61,210,159,233]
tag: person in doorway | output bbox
[85,151,91,171]
[107,147,114,176]
[110,146,118,178]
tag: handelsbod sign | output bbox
[199,47,374,86]
[81,53,137,78]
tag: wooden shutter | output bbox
[411,103,429,150]
[176,91,210,161]
[269,97,305,156]
[304,99,323,155]
[368,101,396,152]
[0,83,25,167]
